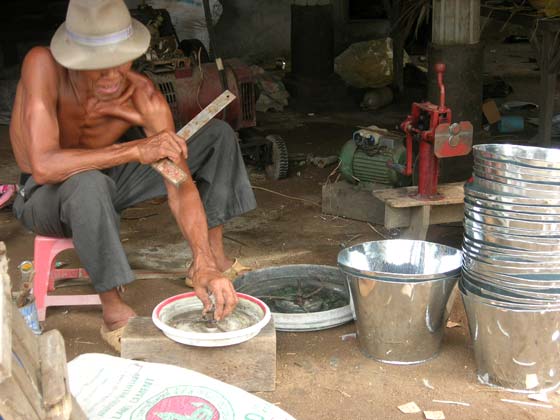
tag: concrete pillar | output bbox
[428,0,482,182]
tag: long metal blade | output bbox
[152,90,237,185]
[177,90,236,142]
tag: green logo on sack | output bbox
[131,385,235,420]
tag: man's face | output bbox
[81,61,133,101]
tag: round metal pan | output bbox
[464,217,560,238]
[463,253,560,279]
[459,278,560,310]
[464,263,560,289]
[473,144,560,170]
[464,200,560,222]
[465,182,560,207]
[473,169,560,192]
[465,209,560,233]
[465,226,560,252]
[463,237,560,263]
[463,268,560,298]
[473,156,560,181]
[460,277,560,309]
[474,177,560,199]
[462,273,560,305]
[462,246,560,273]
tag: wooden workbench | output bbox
[373,182,465,240]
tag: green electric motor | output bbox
[339,138,411,187]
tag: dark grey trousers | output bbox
[13,120,257,293]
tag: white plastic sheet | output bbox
[68,353,296,420]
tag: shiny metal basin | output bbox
[465,200,560,222]
[464,253,560,276]
[463,263,560,290]
[463,245,560,271]
[462,271,560,303]
[463,241,560,267]
[465,217,560,238]
[463,270,560,300]
[465,225,560,252]
[473,144,560,170]
[461,288,560,393]
[473,156,560,181]
[460,278,559,310]
[473,168,560,191]
[344,271,458,365]
[337,240,462,281]
[338,240,461,364]
[465,182,560,207]
[474,177,560,199]
[465,208,560,233]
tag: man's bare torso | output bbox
[10,47,151,174]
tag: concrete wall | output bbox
[214,0,292,63]
[131,0,390,63]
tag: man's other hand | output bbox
[192,268,239,320]
[137,130,188,165]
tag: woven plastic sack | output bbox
[334,38,409,89]
[68,353,296,420]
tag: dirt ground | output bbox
[2,22,560,420]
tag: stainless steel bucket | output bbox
[338,240,461,365]
[462,144,560,393]
[461,288,560,393]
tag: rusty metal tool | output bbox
[152,90,237,186]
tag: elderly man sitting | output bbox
[10,0,256,350]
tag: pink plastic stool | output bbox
[33,235,101,321]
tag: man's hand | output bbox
[136,130,188,165]
[192,267,239,320]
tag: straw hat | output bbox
[50,0,150,70]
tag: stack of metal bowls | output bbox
[338,240,462,365]
[462,144,560,393]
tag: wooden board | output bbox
[384,203,464,230]
[40,330,71,417]
[372,182,465,208]
[122,317,277,392]
[0,242,11,383]
[322,182,387,224]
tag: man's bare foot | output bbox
[99,289,136,331]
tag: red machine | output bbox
[130,5,289,179]
[398,64,473,199]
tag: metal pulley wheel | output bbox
[265,135,289,180]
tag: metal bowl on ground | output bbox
[234,265,354,332]
[338,240,461,365]
[461,287,560,393]
[473,144,560,170]
[152,292,271,347]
